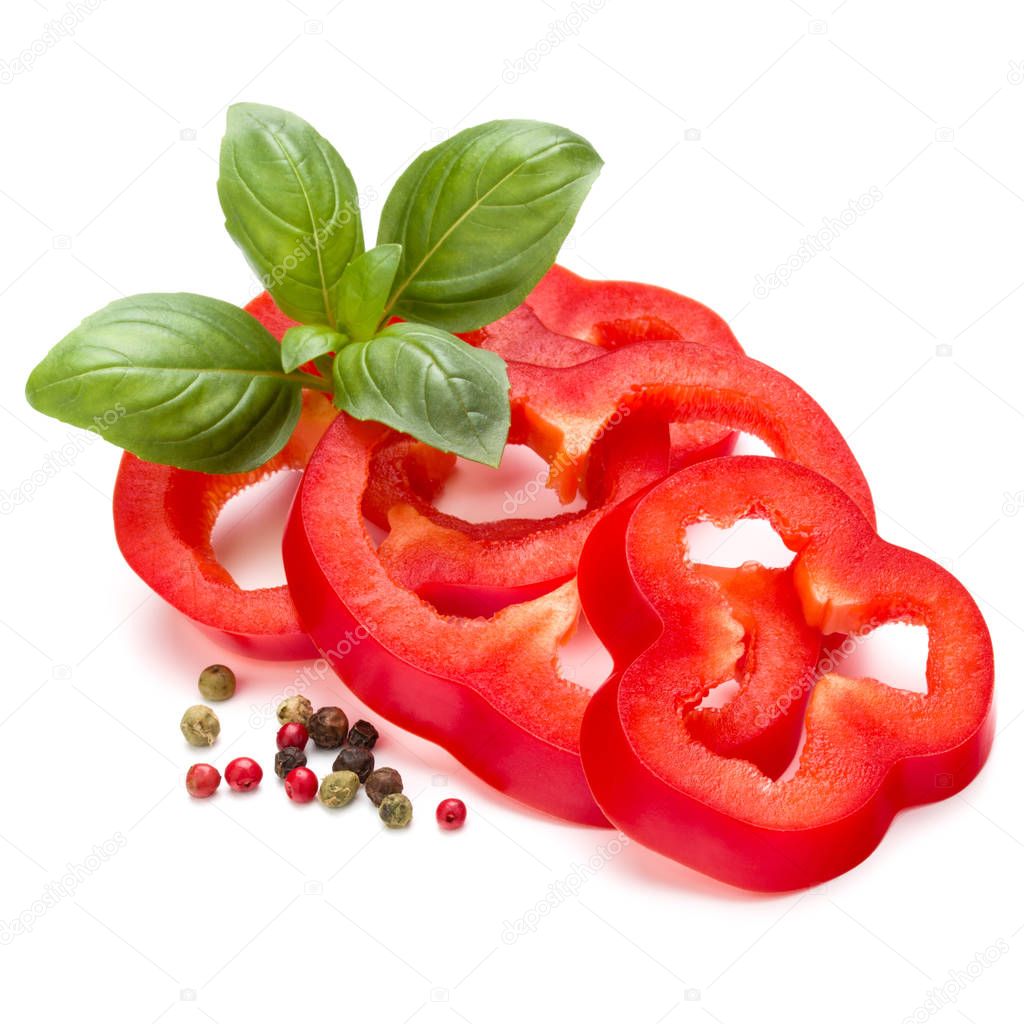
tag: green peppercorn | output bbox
[277,695,313,727]
[379,792,413,828]
[347,719,379,749]
[319,770,360,808]
[274,746,307,779]
[308,706,349,749]
[365,766,402,806]
[180,705,220,746]
[198,664,236,701]
[333,745,374,782]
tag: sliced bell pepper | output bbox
[578,455,994,891]
[467,264,745,471]
[284,416,608,824]
[368,339,874,599]
[282,342,875,821]
[111,294,334,660]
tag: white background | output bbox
[1,1,1022,1021]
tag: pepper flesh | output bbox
[578,456,994,891]
[111,295,335,659]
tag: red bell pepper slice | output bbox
[282,342,874,822]
[284,416,607,824]
[368,339,874,601]
[467,264,745,471]
[111,294,334,660]
[578,456,994,891]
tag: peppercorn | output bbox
[198,664,236,701]
[180,705,220,746]
[365,766,403,806]
[436,798,467,830]
[225,757,262,792]
[379,793,413,828]
[332,745,374,782]
[277,695,313,727]
[347,719,379,749]
[284,766,318,803]
[308,706,349,749]
[276,722,309,751]
[274,746,307,779]
[319,770,360,808]
[185,763,221,798]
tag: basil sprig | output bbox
[25,105,602,470]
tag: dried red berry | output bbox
[277,722,309,751]
[436,798,467,830]
[225,757,263,792]
[186,763,221,798]
[284,766,318,803]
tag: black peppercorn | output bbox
[333,745,374,782]
[347,719,379,749]
[365,766,403,806]
[274,746,307,779]
[308,706,349,749]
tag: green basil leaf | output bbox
[378,120,602,332]
[218,103,364,328]
[335,243,402,343]
[25,294,309,473]
[332,322,510,467]
[281,324,348,373]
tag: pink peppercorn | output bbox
[436,798,467,830]
[225,757,263,792]
[277,722,309,751]
[284,766,318,803]
[186,763,221,798]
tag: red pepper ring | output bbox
[284,416,609,825]
[511,340,875,522]
[465,264,745,471]
[111,292,335,660]
[578,456,994,892]
[113,390,336,659]
[367,340,875,602]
